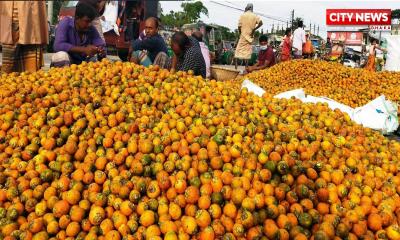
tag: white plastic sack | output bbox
[241,81,399,134]
[385,35,400,71]
[241,79,265,97]
[274,89,306,100]
[353,95,399,134]
[101,1,119,35]
[273,89,354,118]
[302,95,355,118]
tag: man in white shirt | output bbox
[192,31,211,78]
[292,20,306,59]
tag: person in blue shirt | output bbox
[129,17,169,68]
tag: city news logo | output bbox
[326,9,391,30]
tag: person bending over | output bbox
[51,2,106,67]
[170,31,206,78]
[246,35,275,73]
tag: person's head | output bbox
[327,37,330,42]
[144,17,159,37]
[192,31,203,42]
[297,20,303,28]
[171,31,191,56]
[75,2,98,32]
[371,38,378,45]
[285,28,291,37]
[259,35,268,46]
[245,3,253,12]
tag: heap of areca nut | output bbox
[244,60,400,108]
[0,59,400,240]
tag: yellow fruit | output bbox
[0,59,399,240]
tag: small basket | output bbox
[211,65,240,81]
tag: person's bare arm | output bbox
[171,55,178,71]
[255,20,263,30]
[376,45,387,53]
[252,60,269,71]
[251,20,263,37]
[128,46,133,61]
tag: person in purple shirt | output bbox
[51,2,106,67]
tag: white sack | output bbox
[274,89,306,100]
[241,79,265,97]
[302,96,355,119]
[101,1,119,35]
[353,95,399,134]
[241,79,399,134]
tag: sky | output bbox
[160,0,400,38]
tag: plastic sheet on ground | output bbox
[241,79,399,134]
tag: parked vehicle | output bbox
[343,59,357,68]
[58,0,160,61]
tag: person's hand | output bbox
[97,46,106,57]
[251,30,255,38]
[139,30,146,41]
[127,46,133,62]
[84,45,99,57]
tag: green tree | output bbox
[254,30,261,40]
[217,26,236,41]
[51,0,63,24]
[161,10,185,27]
[161,1,208,28]
[181,1,208,23]
[392,9,400,18]
[293,17,304,29]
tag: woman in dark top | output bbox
[170,31,206,78]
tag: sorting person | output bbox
[245,35,275,73]
[51,2,106,67]
[78,0,107,41]
[170,31,206,78]
[129,17,169,68]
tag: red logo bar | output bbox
[326,9,391,25]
